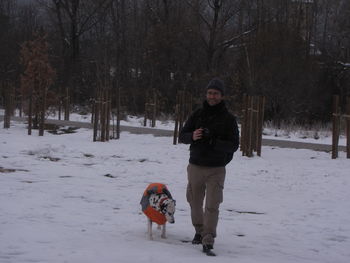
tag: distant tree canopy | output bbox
[0,0,349,124]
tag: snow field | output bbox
[0,122,349,263]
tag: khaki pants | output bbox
[186,163,226,246]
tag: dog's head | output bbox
[160,198,176,224]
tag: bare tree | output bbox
[39,0,111,120]
[20,33,56,136]
[185,0,241,74]
[0,0,19,116]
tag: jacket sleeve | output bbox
[213,116,240,153]
[179,111,197,144]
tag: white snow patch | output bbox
[0,121,349,263]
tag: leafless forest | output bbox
[0,0,349,126]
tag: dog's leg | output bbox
[161,223,166,239]
[148,218,153,240]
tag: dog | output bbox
[140,183,176,240]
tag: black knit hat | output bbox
[206,78,225,95]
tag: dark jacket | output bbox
[179,100,239,167]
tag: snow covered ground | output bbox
[1,121,350,263]
[67,112,347,146]
[1,109,347,145]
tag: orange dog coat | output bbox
[140,183,173,225]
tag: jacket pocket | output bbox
[186,184,193,203]
[216,181,224,204]
[212,168,225,205]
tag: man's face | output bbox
[206,89,223,106]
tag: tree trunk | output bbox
[3,83,12,129]
[64,86,70,120]
[39,86,47,136]
[28,94,33,135]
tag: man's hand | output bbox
[192,128,203,141]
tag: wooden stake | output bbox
[93,98,99,142]
[152,92,157,127]
[346,97,350,159]
[3,82,11,129]
[106,94,111,141]
[241,94,248,156]
[116,81,120,139]
[64,86,69,121]
[332,95,340,159]
[173,104,179,145]
[257,96,265,156]
[252,96,258,152]
[247,96,253,157]
[28,93,33,135]
[179,91,185,132]
[144,103,148,127]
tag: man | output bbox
[179,78,239,256]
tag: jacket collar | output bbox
[202,100,226,114]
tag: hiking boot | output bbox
[192,233,202,244]
[203,244,216,256]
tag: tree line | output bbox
[0,0,349,126]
